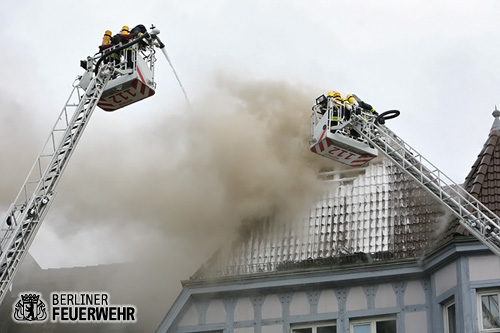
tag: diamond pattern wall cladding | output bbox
[193,159,444,279]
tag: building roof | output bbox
[445,109,500,237]
[192,111,500,280]
[464,108,500,211]
[192,161,444,279]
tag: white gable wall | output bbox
[158,244,500,333]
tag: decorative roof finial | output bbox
[491,105,500,130]
[493,105,500,117]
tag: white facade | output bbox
[158,246,500,333]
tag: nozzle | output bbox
[154,35,165,49]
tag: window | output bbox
[444,300,456,333]
[478,291,500,332]
[292,322,336,333]
[350,317,396,333]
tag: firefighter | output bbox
[343,94,362,140]
[111,25,134,44]
[348,93,380,140]
[343,94,356,110]
[99,30,113,52]
[131,24,147,37]
[131,24,148,49]
[351,94,378,116]
[98,30,120,65]
[327,91,343,128]
[110,26,134,68]
[121,26,134,69]
[328,91,343,106]
[343,94,356,120]
[327,91,365,139]
[96,30,117,64]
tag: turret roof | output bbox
[447,109,500,237]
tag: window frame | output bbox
[349,316,397,333]
[443,299,456,333]
[291,321,337,333]
[477,290,500,332]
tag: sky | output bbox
[1,0,500,328]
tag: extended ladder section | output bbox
[0,63,111,304]
[0,28,163,305]
[349,111,500,257]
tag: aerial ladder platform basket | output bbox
[310,94,379,167]
[96,41,157,111]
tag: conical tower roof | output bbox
[464,107,500,201]
[444,108,500,237]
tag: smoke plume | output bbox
[2,73,338,330]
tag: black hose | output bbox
[375,110,400,125]
[94,33,151,75]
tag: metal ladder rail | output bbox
[368,122,499,227]
[350,113,500,256]
[0,78,88,249]
[0,65,111,304]
[374,120,500,236]
[0,86,82,253]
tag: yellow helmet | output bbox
[344,94,356,104]
[121,26,130,34]
[328,91,341,98]
[102,30,112,44]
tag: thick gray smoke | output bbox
[1,73,338,330]
[0,97,44,204]
[50,74,331,258]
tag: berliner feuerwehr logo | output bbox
[12,292,48,322]
[12,291,136,324]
